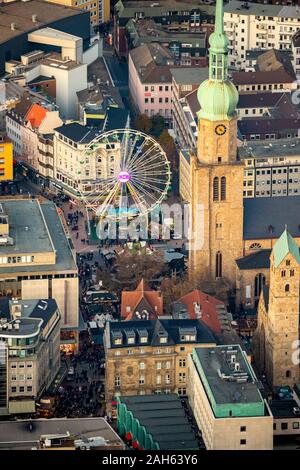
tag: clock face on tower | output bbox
[215,124,227,136]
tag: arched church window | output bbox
[221,176,226,201]
[286,370,291,378]
[215,251,222,278]
[249,243,262,250]
[285,284,290,293]
[290,270,295,277]
[254,273,265,299]
[213,177,219,201]
[215,213,223,240]
[281,270,286,278]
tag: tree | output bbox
[150,114,165,137]
[134,114,152,133]
[158,129,178,170]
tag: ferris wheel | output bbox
[78,128,171,221]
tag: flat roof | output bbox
[224,1,300,20]
[171,66,208,85]
[0,199,53,256]
[28,27,81,42]
[0,417,123,450]
[194,345,263,406]
[239,138,300,159]
[0,0,85,45]
[42,53,83,71]
[0,200,77,274]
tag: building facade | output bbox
[0,298,60,415]
[0,136,13,182]
[224,1,300,68]
[188,345,273,450]
[0,199,79,352]
[44,0,100,27]
[104,319,216,412]
[253,229,300,388]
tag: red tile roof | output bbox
[24,103,47,128]
[177,289,224,334]
[121,279,163,320]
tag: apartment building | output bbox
[224,1,300,67]
[0,135,13,182]
[0,199,79,352]
[292,30,300,80]
[129,43,174,125]
[53,116,127,198]
[240,138,300,199]
[171,67,208,150]
[104,319,216,412]
[187,345,273,450]
[0,297,60,415]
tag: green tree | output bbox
[150,114,165,137]
[158,129,178,170]
[134,114,152,133]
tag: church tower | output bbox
[254,229,300,388]
[189,0,244,285]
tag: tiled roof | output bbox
[121,279,163,320]
[24,103,47,128]
[176,289,224,334]
[236,250,271,270]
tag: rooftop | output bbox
[232,70,296,85]
[119,394,200,450]
[243,196,300,240]
[171,67,209,85]
[42,53,83,71]
[224,1,300,20]
[107,318,216,349]
[238,138,300,159]
[54,122,100,143]
[0,0,85,45]
[0,417,124,450]
[193,345,266,417]
[0,298,59,338]
[273,228,300,267]
[0,200,77,274]
[130,43,173,83]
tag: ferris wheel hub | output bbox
[117,170,131,183]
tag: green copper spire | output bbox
[197,0,238,121]
[273,228,300,268]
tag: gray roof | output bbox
[107,318,216,349]
[0,0,86,45]
[171,67,209,85]
[0,418,123,450]
[0,200,77,274]
[194,345,264,406]
[119,394,200,450]
[238,138,300,159]
[0,199,53,256]
[54,123,100,144]
[236,250,271,271]
[224,1,300,19]
[243,196,300,240]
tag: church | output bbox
[189,0,300,310]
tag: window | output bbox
[290,270,295,277]
[19,386,25,392]
[179,372,186,383]
[140,362,145,370]
[286,370,291,378]
[281,422,288,430]
[286,260,291,266]
[255,273,265,300]
[27,386,32,392]
[156,362,162,370]
[221,176,226,200]
[179,358,186,367]
[165,361,171,369]
[115,376,120,387]
[213,177,219,201]
[11,387,17,393]
[215,251,222,278]
[285,284,290,293]
[240,426,246,432]
[281,270,286,277]
[139,375,145,385]
[156,375,161,385]
[293,422,299,430]
[240,439,246,445]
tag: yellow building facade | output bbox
[45,0,108,26]
[0,139,13,181]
